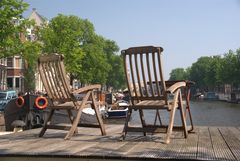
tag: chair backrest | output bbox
[38,54,72,103]
[121,46,168,104]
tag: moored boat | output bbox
[105,100,128,119]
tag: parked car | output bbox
[0,90,17,111]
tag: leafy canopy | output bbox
[0,0,41,92]
[39,14,125,88]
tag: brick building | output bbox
[0,8,47,93]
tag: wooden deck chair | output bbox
[38,53,106,140]
[121,46,188,144]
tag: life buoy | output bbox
[16,96,24,108]
[35,96,48,109]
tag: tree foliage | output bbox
[39,14,125,89]
[169,68,187,81]
[169,49,240,92]
[0,0,32,57]
[1,2,126,91]
[0,0,41,92]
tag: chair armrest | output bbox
[72,84,101,94]
[166,81,186,94]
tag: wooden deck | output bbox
[0,124,240,161]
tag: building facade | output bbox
[0,59,7,90]
[6,56,25,93]
[0,8,47,93]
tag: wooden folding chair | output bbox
[121,46,188,144]
[38,53,106,140]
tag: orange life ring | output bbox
[16,96,25,108]
[35,96,48,109]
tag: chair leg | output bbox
[165,89,181,144]
[185,87,194,132]
[165,106,177,144]
[178,92,188,138]
[154,110,162,126]
[139,109,146,136]
[121,108,132,140]
[39,109,55,137]
[91,92,106,135]
[67,109,78,134]
[64,91,91,140]
[187,106,194,132]
[67,109,74,123]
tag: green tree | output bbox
[221,50,240,85]
[103,40,125,90]
[39,14,125,88]
[106,54,125,90]
[189,56,212,90]
[39,14,85,78]
[0,0,41,92]
[22,41,41,92]
[169,68,187,80]
[204,56,223,90]
[80,35,110,84]
[0,0,29,57]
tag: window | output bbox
[15,57,22,68]
[15,78,20,88]
[7,78,13,88]
[7,58,13,67]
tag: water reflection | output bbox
[190,101,240,126]
[128,101,240,126]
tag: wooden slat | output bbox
[134,53,143,97]
[48,61,61,99]
[129,54,138,98]
[197,127,215,160]
[209,127,236,160]
[140,53,148,97]
[146,52,154,97]
[219,127,240,160]
[161,132,184,159]
[227,127,240,141]
[157,50,167,103]
[45,62,59,99]
[38,61,53,99]
[122,53,132,100]
[58,60,71,98]
[152,52,161,96]
[173,126,198,160]
[52,61,65,99]
[1,126,240,160]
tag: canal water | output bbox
[126,101,240,126]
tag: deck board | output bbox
[178,127,198,160]
[197,127,215,160]
[209,127,236,161]
[0,125,240,160]
[219,127,240,160]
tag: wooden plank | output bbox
[177,127,198,160]
[209,127,236,160]
[219,127,240,160]
[160,132,184,159]
[197,127,215,160]
[128,141,165,159]
[0,126,240,161]
[76,141,128,158]
[228,127,240,141]
[57,141,98,156]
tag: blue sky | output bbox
[23,0,240,78]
